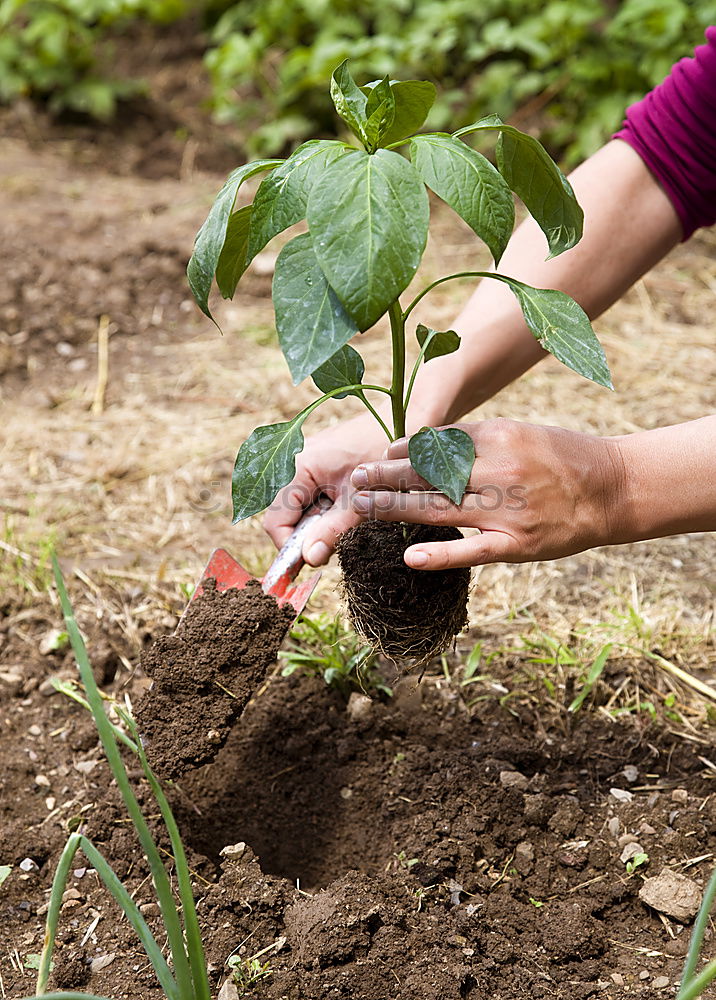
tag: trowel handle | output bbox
[262,495,332,593]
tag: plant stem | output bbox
[678,866,716,996]
[402,271,492,324]
[357,391,393,440]
[388,299,406,439]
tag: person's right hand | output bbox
[263,412,390,566]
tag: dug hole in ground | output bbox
[1,50,716,999]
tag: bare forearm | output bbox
[612,416,716,542]
[409,140,683,425]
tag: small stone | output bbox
[28,725,42,737]
[618,833,640,848]
[90,954,116,974]
[610,787,633,803]
[39,679,60,697]
[62,888,82,902]
[39,629,67,655]
[139,902,160,917]
[218,978,239,1000]
[346,692,373,722]
[73,760,98,775]
[639,970,650,980]
[671,789,688,804]
[19,858,39,873]
[0,671,23,695]
[499,770,529,792]
[640,822,657,836]
[514,841,535,873]
[623,765,639,783]
[339,786,353,799]
[639,870,702,923]
[34,774,50,788]
[620,842,644,863]
[220,842,246,859]
[607,816,621,838]
[652,976,670,989]
[206,729,222,745]
[45,797,56,811]
[610,973,624,986]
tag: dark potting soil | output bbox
[134,578,295,779]
[337,520,471,662]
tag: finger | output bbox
[382,437,408,460]
[264,480,320,548]
[301,496,361,566]
[351,489,486,526]
[351,458,431,492]
[405,531,520,570]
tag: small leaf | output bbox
[215,205,253,299]
[273,233,359,384]
[311,344,365,398]
[232,417,307,522]
[187,158,282,319]
[376,80,437,146]
[363,75,396,150]
[0,865,11,888]
[330,61,369,147]
[455,117,583,257]
[416,323,460,362]
[247,140,351,262]
[410,133,514,264]
[408,427,475,505]
[308,149,429,330]
[494,276,612,388]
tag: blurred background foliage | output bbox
[0,0,714,163]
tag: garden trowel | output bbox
[179,497,331,626]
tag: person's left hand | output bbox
[349,418,627,570]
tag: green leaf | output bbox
[307,149,429,330]
[363,75,395,150]
[410,133,514,264]
[273,233,359,384]
[311,344,365,398]
[247,140,350,262]
[455,117,583,257]
[187,158,282,320]
[492,276,612,388]
[416,324,460,363]
[0,865,11,888]
[379,80,437,146]
[408,427,475,505]
[232,417,307,521]
[330,60,369,147]
[215,205,253,299]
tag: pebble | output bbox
[653,976,670,989]
[39,629,66,655]
[607,816,620,838]
[671,788,688,804]
[610,973,624,986]
[610,787,633,803]
[618,833,640,848]
[220,842,246,859]
[623,765,639,783]
[206,729,222,745]
[0,671,23,696]
[28,725,41,737]
[499,770,529,792]
[34,774,50,788]
[346,692,373,722]
[218,978,239,1000]
[19,858,39,873]
[90,954,116,974]
[639,822,657,836]
[639,970,650,980]
[639,870,702,923]
[139,902,160,917]
[339,787,353,799]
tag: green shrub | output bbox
[0,0,187,119]
[205,0,716,162]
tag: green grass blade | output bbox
[568,643,612,713]
[36,832,82,994]
[678,961,716,1000]
[120,709,212,1000]
[27,993,115,1000]
[51,556,195,997]
[78,836,178,1000]
[679,866,716,996]
[51,678,138,753]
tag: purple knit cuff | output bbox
[614,26,716,241]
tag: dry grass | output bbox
[1,148,714,722]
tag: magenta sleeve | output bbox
[614,26,716,241]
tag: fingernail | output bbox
[407,549,428,567]
[351,466,368,488]
[351,493,370,514]
[306,541,330,565]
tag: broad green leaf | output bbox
[0,865,11,888]
[416,323,460,362]
[330,61,369,147]
[187,158,282,319]
[364,76,395,150]
[410,133,514,264]
[273,233,358,384]
[379,80,437,146]
[307,149,429,330]
[493,275,612,388]
[408,427,475,505]
[311,344,365,398]
[232,417,306,521]
[215,204,253,299]
[247,140,350,262]
[455,117,583,257]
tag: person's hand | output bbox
[349,418,627,569]
[263,412,391,566]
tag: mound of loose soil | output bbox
[134,579,295,778]
[338,521,471,662]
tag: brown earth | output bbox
[2,25,716,1000]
